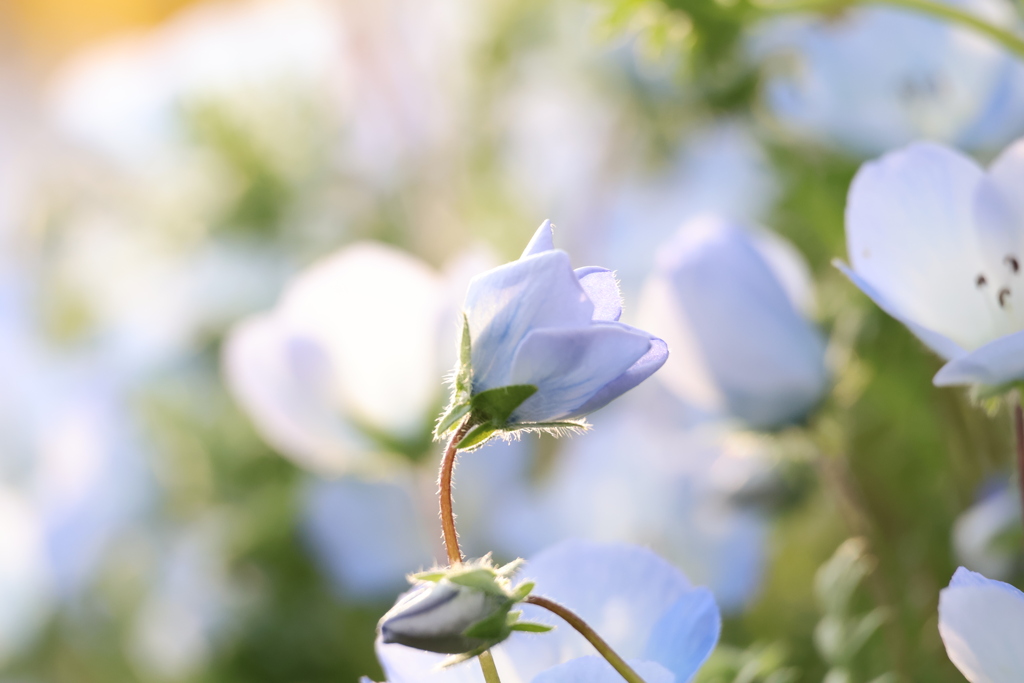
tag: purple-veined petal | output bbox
[465,251,594,392]
[507,324,651,423]
[566,336,668,419]
[575,266,623,321]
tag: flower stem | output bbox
[1013,401,1024,533]
[478,651,502,683]
[438,418,473,566]
[524,595,647,683]
[752,0,1024,61]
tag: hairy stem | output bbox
[478,651,502,683]
[752,0,1024,60]
[1014,401,1024,533]
[524,595,647,683]
[438,418,473,566]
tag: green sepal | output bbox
[470,385,538,425]
[510,622,555,633]
[449,568,507,597]
[434,315,475,440]
[408,570,446,583]
[435,402,472,440]
[496,558,525,577]
[439,644,492,669]
[457,424,499,450]
[513,420,588,434]
[509,581,535,602]
[462,606,514,640]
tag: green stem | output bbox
[752,0,1024,60]
[524,596,647,683]
[1013,400,1024,534]
[438,417,474,566]
[478,651,502,683]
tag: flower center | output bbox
[976,254,1021,310]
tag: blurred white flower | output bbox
[753,0,1024,155]
[224,242,495,475]
[0,488,53,667]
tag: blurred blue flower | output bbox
[302,437,537,601]
[953,480,1021,581]
[372,540,721,682]
[490,405,771,613]
[753,0,1024,156]
[638,215,829,429]
[461,221,667,427]
[939,567,1024,681]
[837,139,1024,387]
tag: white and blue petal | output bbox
[465,251,594,392]
[566,335,668,419]
[939,567,1024,682]
[531,657,675,683]
[574,267,623,322]
[934,329,1024,386]
[507,324,651,423]
[521,220,556,259]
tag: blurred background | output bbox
[2,0,1023,681]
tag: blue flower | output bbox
[939,567,1024,681]
[440,221,668,442]
[837,138,1024,387]
[638,215,829,429]
[371,540,721,682]
[752,0,1024,156]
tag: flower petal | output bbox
[834,261,965,360]
[574,267,623,321]
[565,336,668,419]
[939,567,1024,683]
[521,220,556,258]
[643,588,721,682]
[531,657,675,683]
[302,477,433,599]
[222,314,368,475]
[507,324,652,423]
[933,328,1024,386]
[845,141,995,349]
[465,251,594,391]
[648,216,828,428]
[987,137,1024,230]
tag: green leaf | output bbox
[456,424,499,450]
[510,622,554,633]
[470,385,538,425]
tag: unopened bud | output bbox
[378,580,506,654]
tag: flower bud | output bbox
[378,580,508,654]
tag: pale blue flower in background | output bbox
[371,540,720,683]
[838,138,1024,387]
[302,437,537,600]
[753,0,1024,156]
[953,481,1021,581]
[491,405,770,613]
[463,221,668,425]
[638,214,829,429]
[939,567,1024,682]
[225,242,493,474]
[598,125,779,298]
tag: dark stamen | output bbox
[1000,288,1012,308]
[1007,256,1020,274]
[977,274,988,287]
